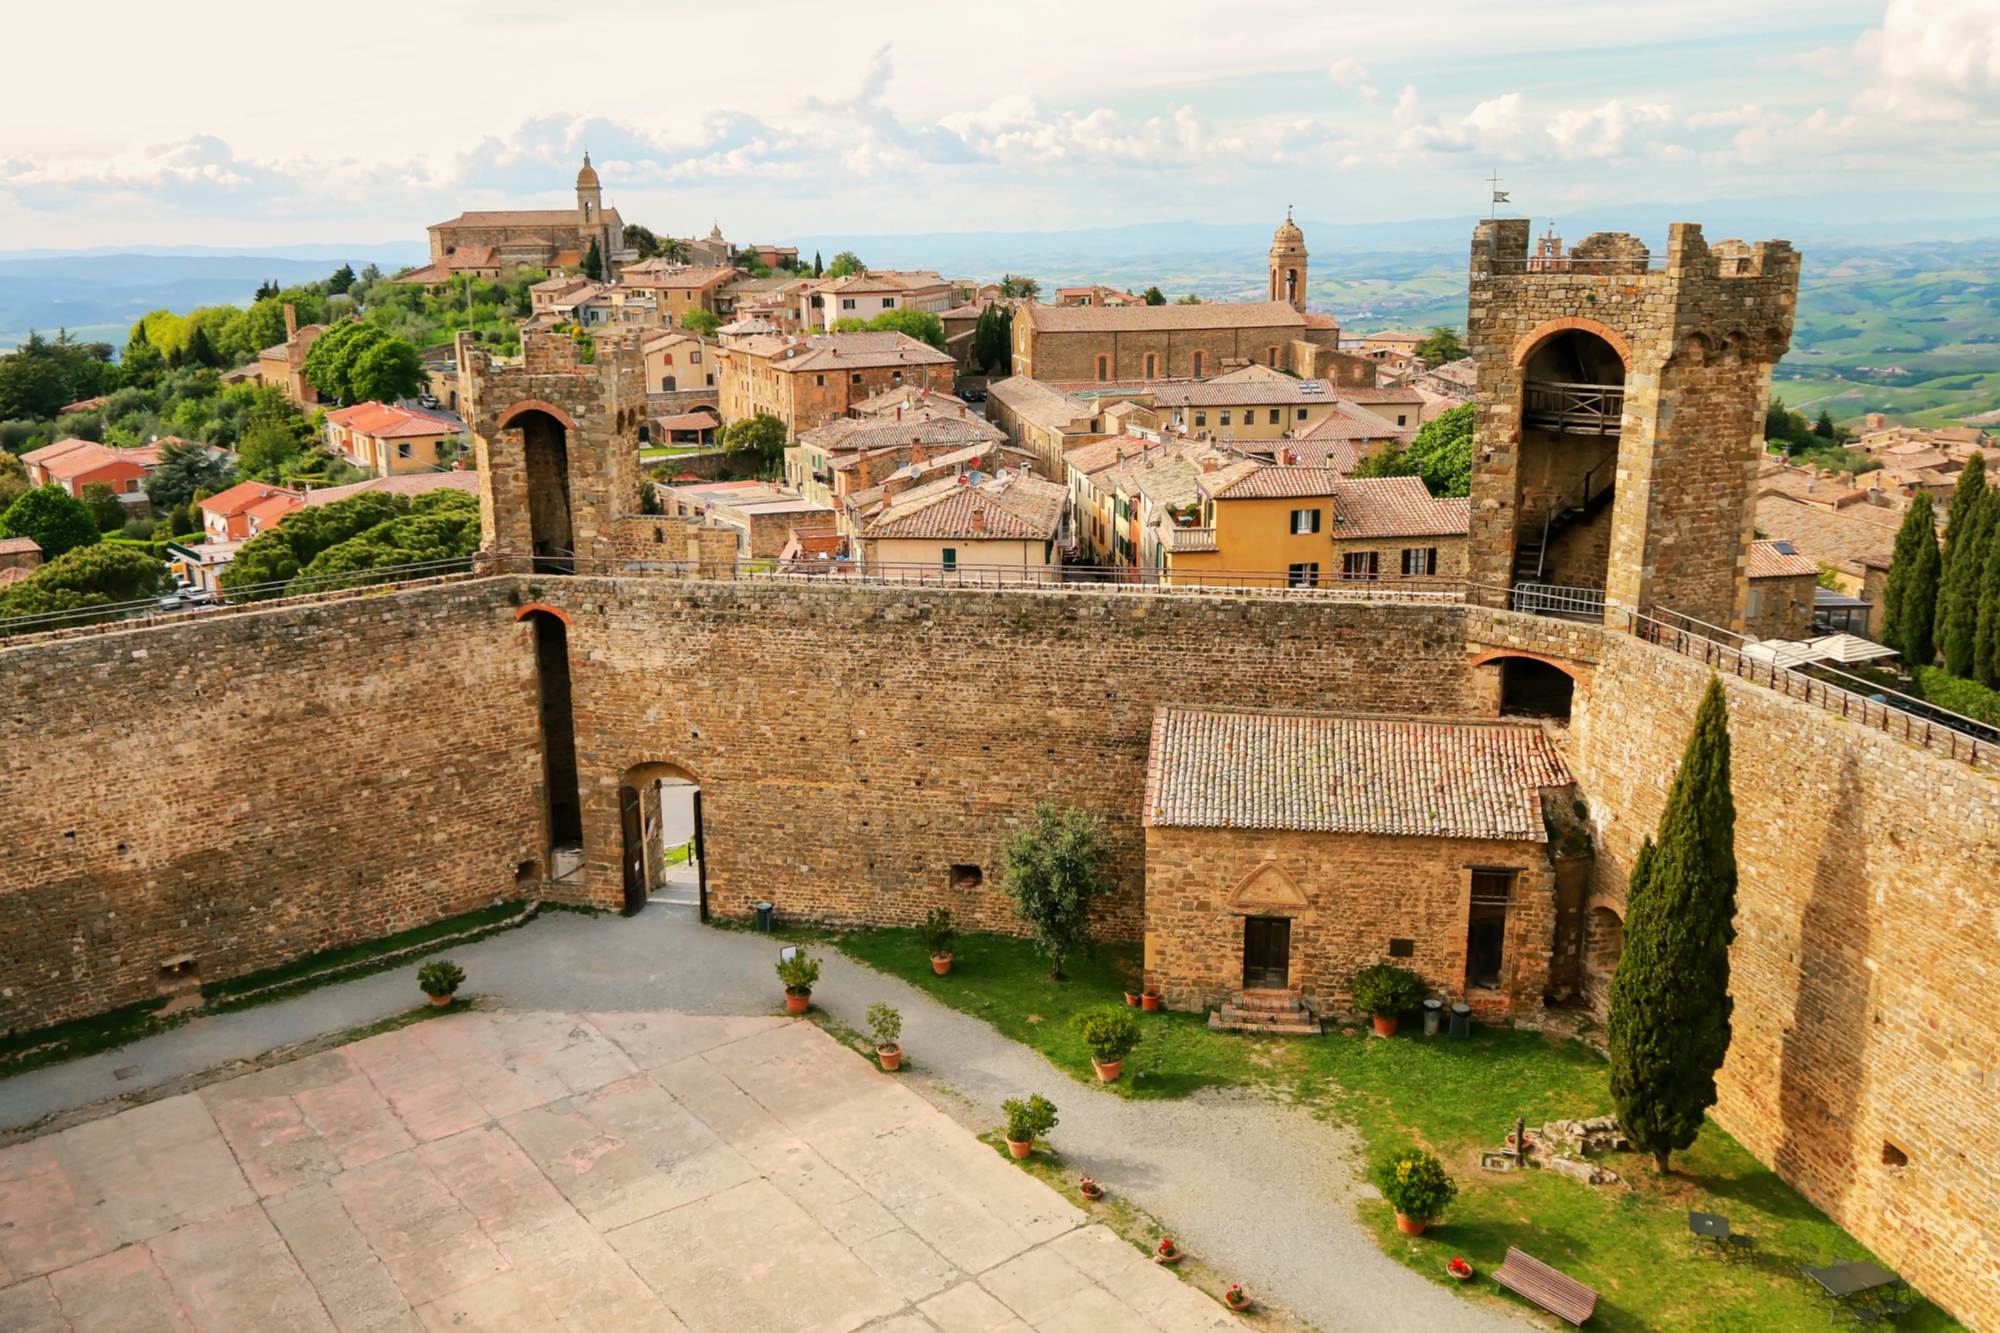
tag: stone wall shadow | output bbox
[1773,747,1868,1224]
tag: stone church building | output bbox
[423,155,632,279]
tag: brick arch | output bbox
[1468,648,1589,682]
[623,760,700,786]
[514,602,573,625]
[1511,317,1634,373]
[496,399,577,431]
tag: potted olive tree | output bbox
[868,1002,903,1070]
[1071,1006,1142,1082]
[776,947,820,1014]
[1001,1094,1058,1158]
[919,908,956,976]
[419,960,465,1008]
[1374,1147,1458,1235]
[1349,963,1427,1037]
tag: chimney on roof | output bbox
[284,304,298,341]
[971,508,985,531]
[896,405,903,421]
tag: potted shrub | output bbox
[919,908,956,975]
[1124,988,1140,1007]
[1374,1147,1458,1236]
[1001,1094,1058,1158]
[868,1002,903,1071]
[1071,1006,1142,1082]
[418,960,465,1008]
[1141,986,1162,1012]
[1224,1285,1251,1311]
[776,947,820,1014]
[1349,963,1428,1037]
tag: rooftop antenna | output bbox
[1487,170,1509,219]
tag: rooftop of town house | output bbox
[30,441,156,482]
[800,414,1001,456]
[655,409,722,432]
[23,437,107,466]
[1424,356,1478,389]
[1331,387,1426,405]
[200,481,306,518]
[1061,435,1155,477]
[1199,463,1343,500]
[1747,538,1823,580]
[621,267,739,292]
[727,331,955,372]
[1096,454,1204,509]
[1022,300,1310,333]
[0,536,43,557]
[1143,706,1571,840]
[851,385,968,417]
[1755,491,1899,572]
[873,442,1040,489]
[1257,438,1364,474]
[1330,477,1470,539]
[303,472,480,507]
[864,470,1067,541]
[432,207,623,229]
[985,376,1095,431]
[0,565,29,587]
[325,402,463,439]
[1152,378,1342,408]
[257,324,325,359]
[1292,406,1414,442]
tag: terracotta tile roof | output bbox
[1203,465,1346,500]
[41,442,150,481]
[22,438,98,467]
[1334,388,1425,404]
[201,481,304,519]
[435,208,621,228]
[244,493,305,530]
[1295,407,1412,441]
[0,536,42,557]
[1748,539,1821,579]
[1025,301,1308,334]
[865,472,1066,541]
[1274,439,1363,474]
[987,376,1093,433]
[852,385,967,416]
[625,268,737,291]
[0,565,30,587]
[1099,456,1203,508]
[656,410,721,432]
[1755,493,1897,572]
[1331,477,1470,539]
[1143,706,1570,840]
[1153,379,1340,408]
[1062,435,1153,476]
[304,472,479,506]
[802,416,1000,455]
[736,332,954,373]
[327,402,460,440]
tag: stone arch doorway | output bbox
[619,762,704,919]
[515,409,575,574]
[1501,657,1576,720]
[1585,904,1624,1016]
[521,609,584,881]
[1512,327,1628,602]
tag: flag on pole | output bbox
[1493,190,1510,203]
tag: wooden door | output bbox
[1242,916,1291,990]
[692,788,708,922]
[619,785,645,916]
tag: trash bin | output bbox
[755,901,774,933]
[1423,999,1443,1036]
[1449,1002,1472,1039]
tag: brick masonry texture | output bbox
[1,583,1995,1329]
[0,579,543,1035]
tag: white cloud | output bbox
[1854,0,2000,120]
[1395,92,1530,156]
[1545,100,1675,158]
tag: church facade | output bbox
[423,155,632,278]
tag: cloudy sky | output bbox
[4,0,1998,249]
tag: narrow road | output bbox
[1,907,1526,1333]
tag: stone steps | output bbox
[1208,990,1323,1036]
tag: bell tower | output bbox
[1269,208,1308,313]
[576,153,603,230]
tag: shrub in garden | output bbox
[1374,1147,1458,1224]
[1002,1094,1058,1144]
[1348,963,1427,1018]
[1070,1007,1142,1066]
[776,948,821,995]
[418,960,465,998]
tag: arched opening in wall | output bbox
[1585,905,1624,1015]
[1515,329,1627,603]
[1500,657,1575,720]
[621,762,704,920]
[519,409,575,574]
[524,610,585,880]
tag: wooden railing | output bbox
[1523,381,1625,436]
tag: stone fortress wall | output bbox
[0,578,1994,1327]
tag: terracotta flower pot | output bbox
[931,954,953,976]
[1078,1178,1104,1200]
[1141,991,1161,1012]
[1155,1241,1182,1265]
[877,1043,901,1071]
[430,993,454,1008]
[1225,1289,1251,1311]
[1447,1259,1474,1282]
[1372,1014,1399,1038]
[1395,1212,1427,1236]
[785,991,811,1014]
[1092,1057,1123,1083]
[1006,1138,1033,1159]
[1124,991,1140,1007]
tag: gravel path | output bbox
[1,907,1525,1333]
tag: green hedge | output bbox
[103,535,178,560]
[1913,666,2000,725]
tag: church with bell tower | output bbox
[1269,208,1308,312]
[425,154,632,278]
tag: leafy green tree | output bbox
[826,250,867,278]
[1940,489,1997,678]
[1880,492,1940,664]
[0,483,102,560]
[998,274,1040,299]
[625,225,660,260]
[1174,292,1203,305]
[0,331,89,419]
[0,543,164,623]
[145,437,228,514]
[998,802,1114,979]
[1141,286,1166,306]
[679,309,722,338]
[80,481,126,532]
[582,238,604,281]
[1350,447,1421,481]
[121,319,165,390]
[237,416,303,478]
[295,489,480,587]
[973,304,1014,375]
[1763,395,1818,455]
[255,280,280,302]
[181,324,222,370]
[327,264,357,296]
[0,450,27,511]
[866,308,946,351]
[1414,326,1466,364]
[725,413,789,471]
[828,317,869,333]
[1351,405,1473,498]
[349,336,427,403]
[1608,677,1739,1174]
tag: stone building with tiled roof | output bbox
[785,412,1004,509]
[425,155,632,277]
[1742,538,1821,641]
[1142,706,1574,1017]
[858,470,1067,571]
[1754,490,1897,614]
[718,332,955,438]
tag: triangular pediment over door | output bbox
[1225,862,1309,912]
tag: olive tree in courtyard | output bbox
[999,802,1114,979]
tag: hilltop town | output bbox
[0,155,1996,1333]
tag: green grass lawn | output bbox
[812,926,1964,1333]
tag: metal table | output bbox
[1687,1211,1730,1257]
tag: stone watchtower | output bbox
[1465,220,1799,631]
[1269,210,1308,313]
[460,329,649,574]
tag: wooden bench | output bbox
[1492,1247,1598,1326]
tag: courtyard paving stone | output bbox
[0,1009,1242,1332]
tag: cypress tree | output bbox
[1940,489,1997,678]
[1940,454,1986,583]
[1905,517,1943,669]
[1976,519,2000,687]
[1878,492,1936,660]
[1608,676,1738,1174]
[582,238,603,281]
